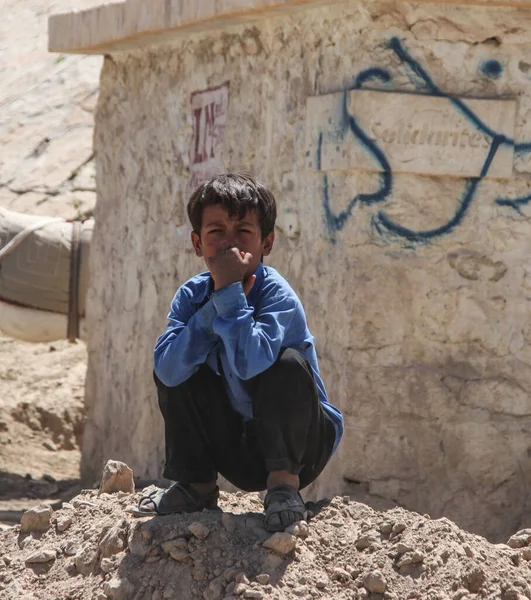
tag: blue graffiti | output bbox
[481,59,503,79]
[318,37,531,243]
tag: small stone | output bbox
[522,548,531,560]
[189,522,210,540]
[359,588,369,599]
[411,550,425,563]
[25,549,56,564]
[161,539,189,562]
[244,592,264,599]
[43,440,57,451]
[285,521,310,538]
[356,535,378,550]
[364,571,387,594]
[74,542,99,575]
[507,529,531,546]
[380,522,393,534]
[234,583,248,595]
[396,543,414,554]
[99,521,127,557]
[332,567,351,583]
[255,574,270,585]
[56,516,73,532]
[235,573,250,585]
[507,534,531,549]
[315,577,328,590]
[463,566,486,593]
[263,532,297,555]
[64,541,80,556]
[20,505,52,533]
[104,577,135,599]
[193,566,207,581]
[392,523,407,535]
[204,576,224,600]
[453,589,469,600]
[98,460,134,495]
[100,558,115,573]
[221,513,236,533]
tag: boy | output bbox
[136,173,343,531]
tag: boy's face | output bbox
[191,204,275,281]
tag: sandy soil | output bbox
[0,335,87,523]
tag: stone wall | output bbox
[83,0,531,541]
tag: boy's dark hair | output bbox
[187,173,277,239]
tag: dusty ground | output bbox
[0,335,87,523]
[0,0,101,525]
[1,479,531,600]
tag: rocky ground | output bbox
[1,462,531,600]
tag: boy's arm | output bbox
[210,281,298,380]
[154,287,218,387]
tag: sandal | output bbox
[131,482,219,516]
[264,485,308,532]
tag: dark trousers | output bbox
[156,348,336,492]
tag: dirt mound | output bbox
[1,480,531,600]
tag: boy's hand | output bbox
[209,247,256,295]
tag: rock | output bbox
[262,532,297,555]
[56,516,73,532]
[161,539,189,561]
[25,549,56,564]
[255,574,270,585]
[396,543,414,554]
[285,521,310,538]
[392,523,407,535]
[364,571,387,594]
[100,522,127,558]
[507,530,531,549]
[234,583,248,595]
[380,522,394,535]
[221,513,236,533]
[103,577,135,600]
[98,460,134,495]
[188,521,210,540]
[243,591,264,599]
[20,505,52,533]
[463,565,486,593]
[100,558,115,573]
[332,567,351,583]
[356,534,378,550]
[74,542,98,576]
[203,576,225,600]
[522,548,531,561]
[315,577,329,590]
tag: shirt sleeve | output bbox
[210,280,297,380]
[154,286,218,387]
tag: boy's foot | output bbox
[264,484,308,532]
[132,482,219,516]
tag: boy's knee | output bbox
[273,347,310,375]
[258,347,314,393]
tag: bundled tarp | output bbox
[0,207,92,340]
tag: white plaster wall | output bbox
[87,0,531,541]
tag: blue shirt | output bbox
[154,262,343,453]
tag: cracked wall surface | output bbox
[86,0,531,542]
